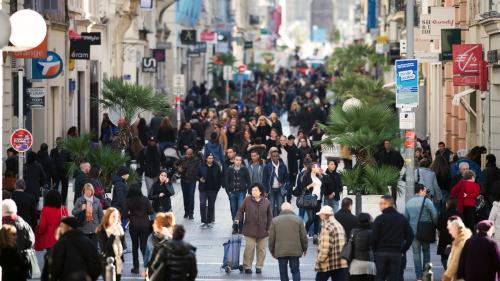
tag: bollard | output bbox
[422,262,433,281]
[105,257,116,281]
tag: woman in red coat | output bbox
[35,190,68,251]
[450,170,480,232]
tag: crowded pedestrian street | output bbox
[3,1,500,281]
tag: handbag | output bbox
[24,249,41,278]
[296,193,318,209]
[416,197,436,243]
[340,232,355,262]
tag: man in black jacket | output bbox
[176,148,200,219]
[198,153,222,228]
[11,179,37,230]
[73,161,91,204]
[49,217,101,281]
[148,225,197,281]
[322,160,343,212]
[372,195,414,281]
[334,198,359,240]
[480,154,500,204]
[285,135,300,202]
[138,136,166,196]
[50,137,72,204]
[374,140,404,170]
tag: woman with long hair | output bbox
[144,212,176,267]
[157,117,177,152]
[431,154,452,200]
[149,171,175,213]
[35,190,68,251]
[96,207,125,281]
[287,102,300,137]
[255,116,271,142]
[72,183,103,244]
[265,128,280,153]
[0,225,30,281]
[123,186,154,274]
[302,163,322,244]
[226,125,239,148]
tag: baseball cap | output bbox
[316,206,334,216]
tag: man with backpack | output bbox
[148,225,197,281]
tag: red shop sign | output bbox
[200,32,216,42]
[453,44,482,76]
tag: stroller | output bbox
[163,147,180,181]
[222,224,244,273]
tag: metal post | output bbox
[404,0,415,202]
[105,257,116,281]
[239,75,243,100]
[352,154,361,214]
[225,80,229,105]
[18,69,24,180]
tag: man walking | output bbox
[405,183,438,280]
[176,148,200,219]
[269,202,308,281]
[50,137,72,204]
[263,150,289,216]
[249,151,264,186]
[225,155,250,232]
[334,198,359,240]
[74,161,91,204]
[322,160,343,212]
[284,135,300,202]
[372,195,414,281]
[11,179,37,230]
[198,153,222,228]
[315,205,349,281]
[138,136,165,196]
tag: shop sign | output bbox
[81,32,101,45]
[27,87,46,108]
[200,32,216,42]
[419,7,455,40]
[180,30,197,45]
[142,57,157,73]
[12,35,48,59]
[70,38,91,60]
[32,51,63,80]
[152,49,166,62]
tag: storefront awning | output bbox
[452,88,477,117]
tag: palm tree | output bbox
[327,44,385,74]
[331,73,394,105]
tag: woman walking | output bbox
[235,183,273,274]
[35,190,68,251]
[97,207,125,281]
[149,171,175,214]
[123,186,154,274]
[72,183,104,244]
[348,213,376,281]
[302,163,322,244]
[143,212,176,273]
[450,170,480,231]
[441,216,471,281]
[0,225,30,281]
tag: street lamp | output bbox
[0,9,47,229]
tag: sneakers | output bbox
[200,223,209,229]
[207,223,214,228]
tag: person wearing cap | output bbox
[314,205,349,281]
[457,220,500,281]
[372,195,413,281]
[137,136,165,196]
[268,202,308,281]
[348,213,377,281]
[235,183,273,274]
[48,216,102,281]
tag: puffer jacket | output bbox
[488,201,500,244]
[351,227,373,262]
[442,227,472,281]
[148,239,197,281]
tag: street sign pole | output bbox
[240,76,243,100]
[405,0,415,202]
[225,81,229,105]
[18,68,24,180]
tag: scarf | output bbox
[105,226,124,274]
[84,196,93,222]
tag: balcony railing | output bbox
[24,0,67,24]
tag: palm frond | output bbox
[361,165,401,195]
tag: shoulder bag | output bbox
[296,192,318,209]
[416,197,436,243]
[340,231,355,262]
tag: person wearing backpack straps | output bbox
[404,183,438,280]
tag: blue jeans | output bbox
[229,191,246,229]
[412,239,430,279]
[181,182,196,216]
[268,188,284,217]
[323,197,340,213]
[315,268,348,281]
[374,252,402,281]
[278,257,300,281]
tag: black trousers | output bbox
[129,226,150,269]
[200,190,218,223]
[53,174,69,204]
[305,201,321,235]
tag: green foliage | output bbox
[329,26,341,44]
[326,44,385,74]
[342,165,400,195]
[98,78,170,123]
[331,73,394,105]
[62,133,94,176]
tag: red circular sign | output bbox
[11,129,33,153]
[239,65,247,74]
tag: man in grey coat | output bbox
[268,202,308,281]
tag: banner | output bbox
[395,59,419,107]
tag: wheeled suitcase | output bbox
[222,234,243,273]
